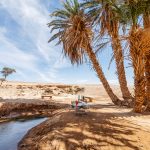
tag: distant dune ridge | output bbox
[0,81,134,100]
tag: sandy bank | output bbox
[18,102,150,150]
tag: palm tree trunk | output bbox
[111,31,132,101]
[133,58,145,113]
[4,75,7,80]
[86,44,121,105]
[144,55,150,108]
[143,13,150,110]
[129,28,145,113]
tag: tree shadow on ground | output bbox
[46,113,141,149]
[18,102,150,150]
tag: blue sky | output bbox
[0,0,133,84]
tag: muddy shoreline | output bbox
[0,100,68,123]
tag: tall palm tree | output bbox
[116,0,147,112]
[82,0,132,102]
[48,0,121,105]
[143,0,150,109]
[127,0,150,112]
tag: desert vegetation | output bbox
[48,0,150,113]
[0,67,16,86]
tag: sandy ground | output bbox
[18,100,150,150]
[1,81,150,150]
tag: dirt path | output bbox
[18,101,150,150]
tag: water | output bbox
[0,118,47,150]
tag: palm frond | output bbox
[48,0,93,65]
[48,31,64,43]
[95,41,110,54]
[108,53,115,70]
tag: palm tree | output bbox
[129,29,145,113]
[1,67,16,80]
[126,0,150,112]
[143,0,150,109]
[82,0,132,103]
[48,0,121,105]
[115,0,147,112]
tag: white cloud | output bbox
[0,0,72,82]
[0,0,54,61]
[54,56,71,69]
[0,29,37,69]
[0,27,57,82]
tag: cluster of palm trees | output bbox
[48,0,150,113]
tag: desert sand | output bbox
[18,103,150,150]
[0,81,150,150]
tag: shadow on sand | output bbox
[18,102,150,150]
